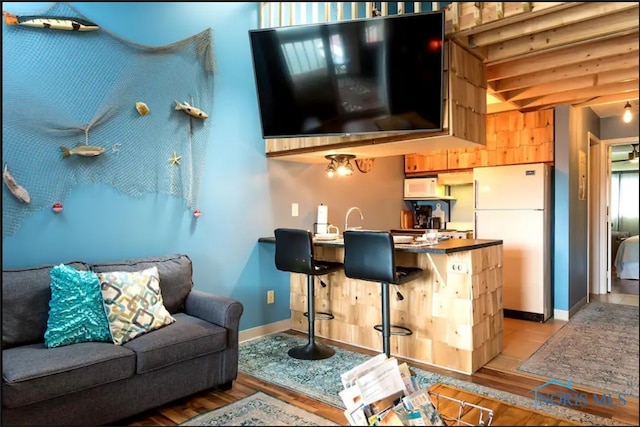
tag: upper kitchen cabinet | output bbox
[406,109,554,175]
[449,109,554,170]
[262,40,487,164]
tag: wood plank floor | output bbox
[120,329,639,426]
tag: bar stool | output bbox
[274,228,343,360]
[343,230,422,357]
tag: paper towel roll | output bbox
[316,204,328,234]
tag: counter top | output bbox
[258,236,502,254]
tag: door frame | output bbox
[589,136,637,295]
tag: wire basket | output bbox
[428,391,494,426]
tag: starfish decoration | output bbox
[169,151,181,166]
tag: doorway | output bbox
[588,136,639,296]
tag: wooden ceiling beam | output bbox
[485,7,639,63]
[573,91,640,108]
[487,32,639,81]
[493,51,639,93]
[468,2,638,48]
[445,2,579,38]
[486,101,526,114]
[504,68,640,102]
[517,80,639,109]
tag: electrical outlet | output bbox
[267,290,275,304]
[449,263,468,274]
[291,203,299,217]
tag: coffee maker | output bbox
[413,205,432,229]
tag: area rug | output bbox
[180,391,338,426]
[239,332,628,426]
[517,301,639,398]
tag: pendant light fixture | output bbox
[623,101,633,123]
[325,154,355,177]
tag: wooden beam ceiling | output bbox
[445,1,639,115]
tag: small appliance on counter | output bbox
[413,205,432,229]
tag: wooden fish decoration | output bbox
[60,144,106,158]
[3,164,31,204]
[3,11,99,31]
[174,100,208,119]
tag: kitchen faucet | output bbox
[345,207,364,232]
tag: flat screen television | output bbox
[249,11,445,139]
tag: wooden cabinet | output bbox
[406,109,554,175]
[405,150,448,174]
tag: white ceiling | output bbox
[589,99,640,119]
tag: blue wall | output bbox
[2,2,409,333]
[553,106,570,311]
[553,104,601,314]
[1,2,287,331]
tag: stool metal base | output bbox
[303,311,335,321]
[374,324,413,336]
[288,342,335,360]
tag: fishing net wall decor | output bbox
[2,2,215,237]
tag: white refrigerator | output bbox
[474,163,552,322]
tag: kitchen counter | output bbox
[258,236,502,254]
[259,234,504,374]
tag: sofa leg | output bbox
[216,381,233,391]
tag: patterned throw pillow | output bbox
[44,264,112,348]
[98,266,175,345]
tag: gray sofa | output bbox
[2,254,244,426]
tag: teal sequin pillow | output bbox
[44,264,112,348]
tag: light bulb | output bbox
[325,160,336,177]
[623,102,633,123]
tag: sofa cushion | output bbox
[98,266,175,345]
[1,342,136,408]
[2,261,90,349]
[90,254,193,313]
[122,312,227,374]
[44,264,112,348]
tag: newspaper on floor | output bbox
[340,353,447,426]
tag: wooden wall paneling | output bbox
[289,245,504,373]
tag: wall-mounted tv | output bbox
[249,11,445,139]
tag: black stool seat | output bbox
[343,230,423,357]
[274,228,342,360]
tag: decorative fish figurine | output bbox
[3,12,99,31]
[3,164,31,204]
[174,100,208,119]
[60,144,106,158]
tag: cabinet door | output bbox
[405,151,447,174]
[405,154,419,173]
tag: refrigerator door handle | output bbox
[474,211,477,239]
[474,179,478,210]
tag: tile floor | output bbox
[484,292,639,373]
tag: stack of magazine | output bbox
[339,354,447,426]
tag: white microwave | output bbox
[403,178,445,199]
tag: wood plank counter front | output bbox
[258,237,504,374]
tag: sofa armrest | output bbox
[184,290,244,386]
[184,290,243,331]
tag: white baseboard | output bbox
[553,296,588,322]
[239,319,291,343]
[553,309,569,321]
